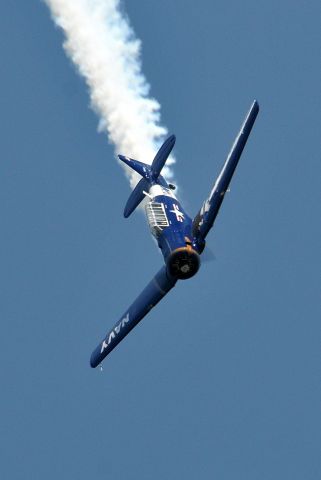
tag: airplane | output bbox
[90,100,259,368]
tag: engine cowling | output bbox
[166,246,200,280]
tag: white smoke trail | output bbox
[44,0,175,187]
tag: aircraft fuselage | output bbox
[145,184,201,279]
[90,100,259,367]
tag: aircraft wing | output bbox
[90,266,177,367]
[192,100,259,246]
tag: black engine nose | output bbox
[166,247,200,280]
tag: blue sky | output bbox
[1,1,320,479]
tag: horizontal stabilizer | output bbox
[124,177,149,218]
[118,134,176,217]
[151,135,176,179]
[90,266,177,367]
[192,100,259,245]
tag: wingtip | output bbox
[90,351,99,368]
[168,134,176,146]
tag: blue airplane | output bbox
[90,100,259,368]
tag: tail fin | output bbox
[192,100,259,246]
[118,156,152,181]
[118,135,176,217]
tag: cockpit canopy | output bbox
[145,202,169,236]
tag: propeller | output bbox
[201,247,216,263]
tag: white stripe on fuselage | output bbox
[149,184,177,200]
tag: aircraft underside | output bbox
[90,100,259,367]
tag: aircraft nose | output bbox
[166,247,200,280]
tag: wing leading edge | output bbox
[90,267,177,367]
[192,100,259,246]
